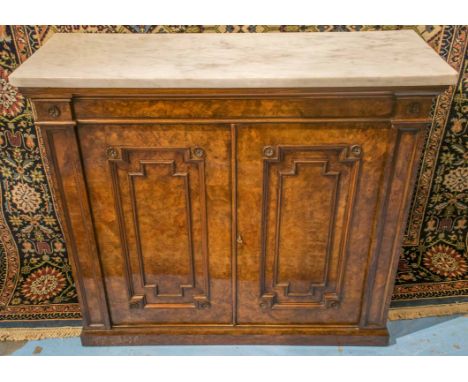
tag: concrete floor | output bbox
[1,315,467,355]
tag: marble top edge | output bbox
[9,30,459,89]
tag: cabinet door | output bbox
[78,123,232,325]
[236,123,394,325]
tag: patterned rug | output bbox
[0,25,467,323]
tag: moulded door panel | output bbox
[78,123,232,326]
[236,123,394,325]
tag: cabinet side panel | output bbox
[39,124,110,329]
[365,124,427,325]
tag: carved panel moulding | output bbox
[259,144,362,310]
[107,146,210,310]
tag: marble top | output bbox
[9,31,458,89]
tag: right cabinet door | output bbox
[237,122,394,325]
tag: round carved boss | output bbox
[48,105,61,118]
[192,147,205,158]
[263,146,275,158]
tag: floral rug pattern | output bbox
[0,25,466,321]
[394,25,468,305]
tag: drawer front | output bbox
[236,122,394,325]
[73,95,394,119]
[78,123,232,325]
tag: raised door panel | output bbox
[236,123,394,325]
[78,124,232,325]
[108,146,210,310]
[259,145,360,310]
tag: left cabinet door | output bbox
[78,123,233,325]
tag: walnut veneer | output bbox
[21,86,446,346]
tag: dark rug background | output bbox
[0,25,466,322]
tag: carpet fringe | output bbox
[389,302,468,320]
[0,326,82,341]
[1,304,467,340]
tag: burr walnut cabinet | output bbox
[9,32,457,345]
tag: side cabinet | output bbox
[28,89,436,345]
